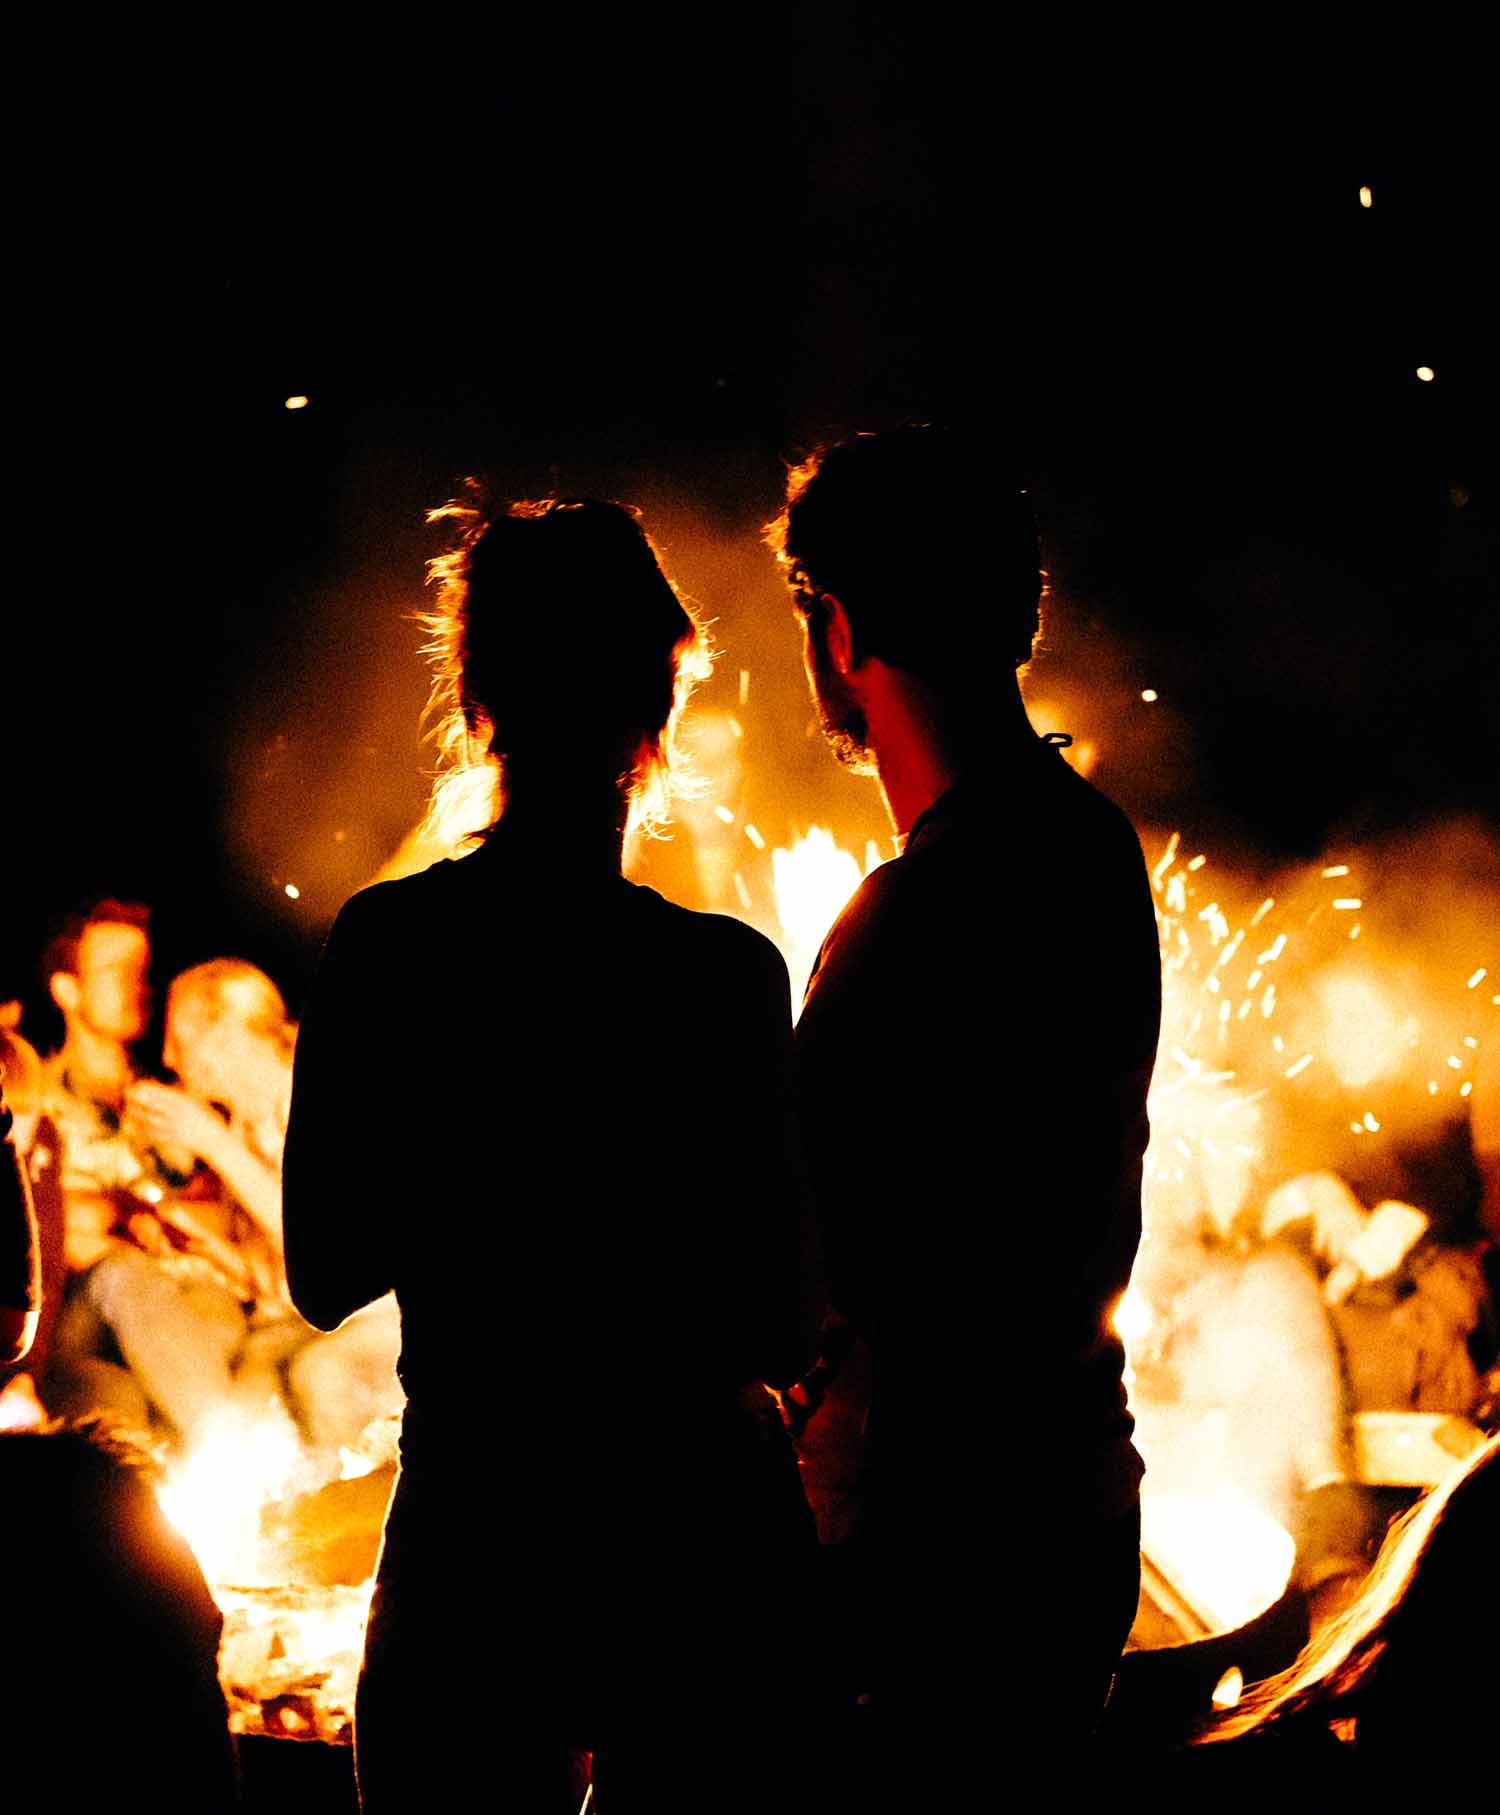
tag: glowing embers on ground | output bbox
[156,1405,382,1742]
[214,1580,373,1744]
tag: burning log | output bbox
[260,1463,396,1588]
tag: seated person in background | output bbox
[38,899,177,1275]
[1191,1432,1499,1774]
[37,899,186,1429]
[0,1423,240,1811]
[1264,1169,1492,1417]
[74,960,401,1458]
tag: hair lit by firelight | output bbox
[419,490,712,852]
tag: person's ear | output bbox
[50,972,79,1017]
[823,593,857,676]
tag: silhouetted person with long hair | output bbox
[284,498,817,1812]
[769,427,1161,1794]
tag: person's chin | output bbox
[813,692,877,776]
[827,730,879,777]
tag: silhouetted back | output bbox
[287,829,806,1470]
[283,496,818,1810]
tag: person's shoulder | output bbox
[1047,751,1142,840]
[1028,755,1153,888]
[328,859,462,937]
[310,865,470,996]
[628,885,791,992]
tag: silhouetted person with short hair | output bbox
[284,497,817,1812]
[770,427,1161,1791]
[0,1423,239,1810]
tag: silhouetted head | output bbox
[44,898,152,1048]
[769,426,1042,764]
[424,496,708,839]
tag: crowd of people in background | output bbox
[1,901,404,1468]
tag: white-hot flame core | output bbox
[1112,1286,1154,1349]
[156,1404,308,1588]
[1316,970,1418,1089]
[771,828,871,1014]
[1141,1491,1296,1633]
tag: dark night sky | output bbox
[6,52,1495,1027]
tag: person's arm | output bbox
[1,1091,41,1363]
[282,892,397,1331]
[126,1083,286,1252]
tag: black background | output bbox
[7,39,1494,1029]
